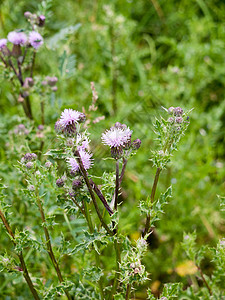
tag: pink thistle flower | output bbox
[7,31,27,45]
[0,39,7,49]
[67,150,93,173]
[102,126,132,148]
[59,109,82,136]
[29,31,43,49]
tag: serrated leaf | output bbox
[47,24,81,49]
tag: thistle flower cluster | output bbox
[101,122,141,159]
[41,76,58,92]
[21,152,37,169]
[24,11,46,27]
[167,106,186,126]
[0,30,43,52]
[13,124,29,135]
[0,12,44,77]
[55,109,92,176]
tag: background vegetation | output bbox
[0,0,224,299]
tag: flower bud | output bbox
[132,139,141,150]
[24,11,32,19]
[47,76,58,86]
[38,15,46,27]
[12,44,22,57]
[168,107,174,115]
[41,80,47,86]
[38,125,44,131]
[45,161,52,168]
[168,117,174,124]
[56,178,64,187]
[28,185,35,191]
[72,179,83,190]
[174,107,183,116]
[175,117,183,124]
[25,162,33,169]
[78,113,86,123]
[111,146,123,160]
[51,86,58,92]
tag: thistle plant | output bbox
[0,3,224,300]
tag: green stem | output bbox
[143,167,161,236]
[110,238,121,299]
[0,210,40,300]
[197,265,212,295]
[114,160,119,211]
[36,197,72,300]
[125,283,131,300]
[83,200,104,300]
[74,150,113,235]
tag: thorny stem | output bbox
[111,158,128,208]
[110,238,121,299]
[41,101,45,125]
[197,265,212,295]
[143,167,161,236]
[114,160,120,211]
[89,178,113,215]
[0,54,8,67]
[74,150,113,235]
[36,197,72,300]
[82,199,104,300]
[17,60,23,84]
[119,158,128,186]
[125,283,131,300]
[0,210,40,300]
[71,197,85,215]
[30,50,36,78]
[8,58,33,119]
[21,47,28,64]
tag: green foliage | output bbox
[0,0,224,299]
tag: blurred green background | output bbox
[0,0,224,298]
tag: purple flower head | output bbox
[28,185,35,191]
[59,109,82,136]
[29,31,43,49]
[102,125,132,148]
[23,152,37,162]
[38,15,46,27]
[45,161,52,168]
[78,113,86,123]
[46,76,58,86]
[25,162,33,169]
[8,31,27,46]
[41,80,47,86]
[175,117,183,124]
[174,107,183,116]
[0,39,7,49]
[24,77,34,88]
[168,117,174,123]
[72,179,83,190]
[51,86,58,92]
[168,107,175,115]
[132,139,141,150]
[56,178,64,187]
[18,124,25,130]
[24,11,32,19]
[38,124,44,131]
[67,150,93,173]
[111,146,123,159]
